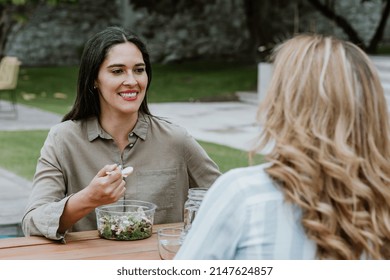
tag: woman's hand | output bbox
[84,164,126,207]
[58,164,128,233]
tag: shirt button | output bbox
[129,143,134,148]
[130,133,134,137]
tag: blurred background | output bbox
[2,0,390,66]
[1,0,390,179]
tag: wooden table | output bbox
[0,223,182,260]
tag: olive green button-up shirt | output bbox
[22,113,221,240]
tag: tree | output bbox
[242,0,390,58]
[0,0,76,58]
[131,0,251,63]
[242,0,296,61]
[307,0,390,53]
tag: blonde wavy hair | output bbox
[255,34,390,259]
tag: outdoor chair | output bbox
[0,56,21,118]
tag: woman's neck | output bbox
[99,112,138,151]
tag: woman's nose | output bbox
[123,73,137,86]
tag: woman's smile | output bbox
[119,90,138,101]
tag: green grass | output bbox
[0,130,48,180]
[0,130,262,181]
[199,141,263,173]
[0,61,263,180]
[12,61,257,115]
[378,44,390,55]
[16,66,78,115]
[148,61,257,102]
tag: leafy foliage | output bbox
[131,0,251,63]
[0,0,77,58]
[306,0,390,53]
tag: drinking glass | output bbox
[157,227,184,260]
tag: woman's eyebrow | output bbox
[107,63,124,68]
[107,63,145,68]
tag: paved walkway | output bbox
[0,102,62,131]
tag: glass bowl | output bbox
[95,200,157,241]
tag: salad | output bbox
[97,206,153,241]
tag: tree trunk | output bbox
[0,5,14,59]
[367,0,390,54]
[243,0,276,61]
[307,0,366,50]
[242,0,261,61]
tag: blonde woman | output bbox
[175,34,390,259]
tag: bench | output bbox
[0,56,22,118]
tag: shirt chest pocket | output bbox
[135,168,177,211]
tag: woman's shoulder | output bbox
[147,115,189,136]
[48,119,85,138]
[211,163,281,199]
[49,120,78,132]
[220,163,273,183]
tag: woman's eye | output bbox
[134,68,145,74]
[111,69,123,74]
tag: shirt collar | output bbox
[86,113,149,142]
[86,117,110,141]
[133,112,149,141]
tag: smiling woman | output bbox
[95,42,149,150]
[21,26,221,242]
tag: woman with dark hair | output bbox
[22,26,220,241]
[63,26,153,121]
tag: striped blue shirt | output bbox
[175,163,317,259]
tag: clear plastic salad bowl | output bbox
[95,200,157,241]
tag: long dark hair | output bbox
[62,26,152,121]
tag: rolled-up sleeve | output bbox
[22,127,69,240]
[183,131,221,189]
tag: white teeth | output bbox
[120,92,137,98]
